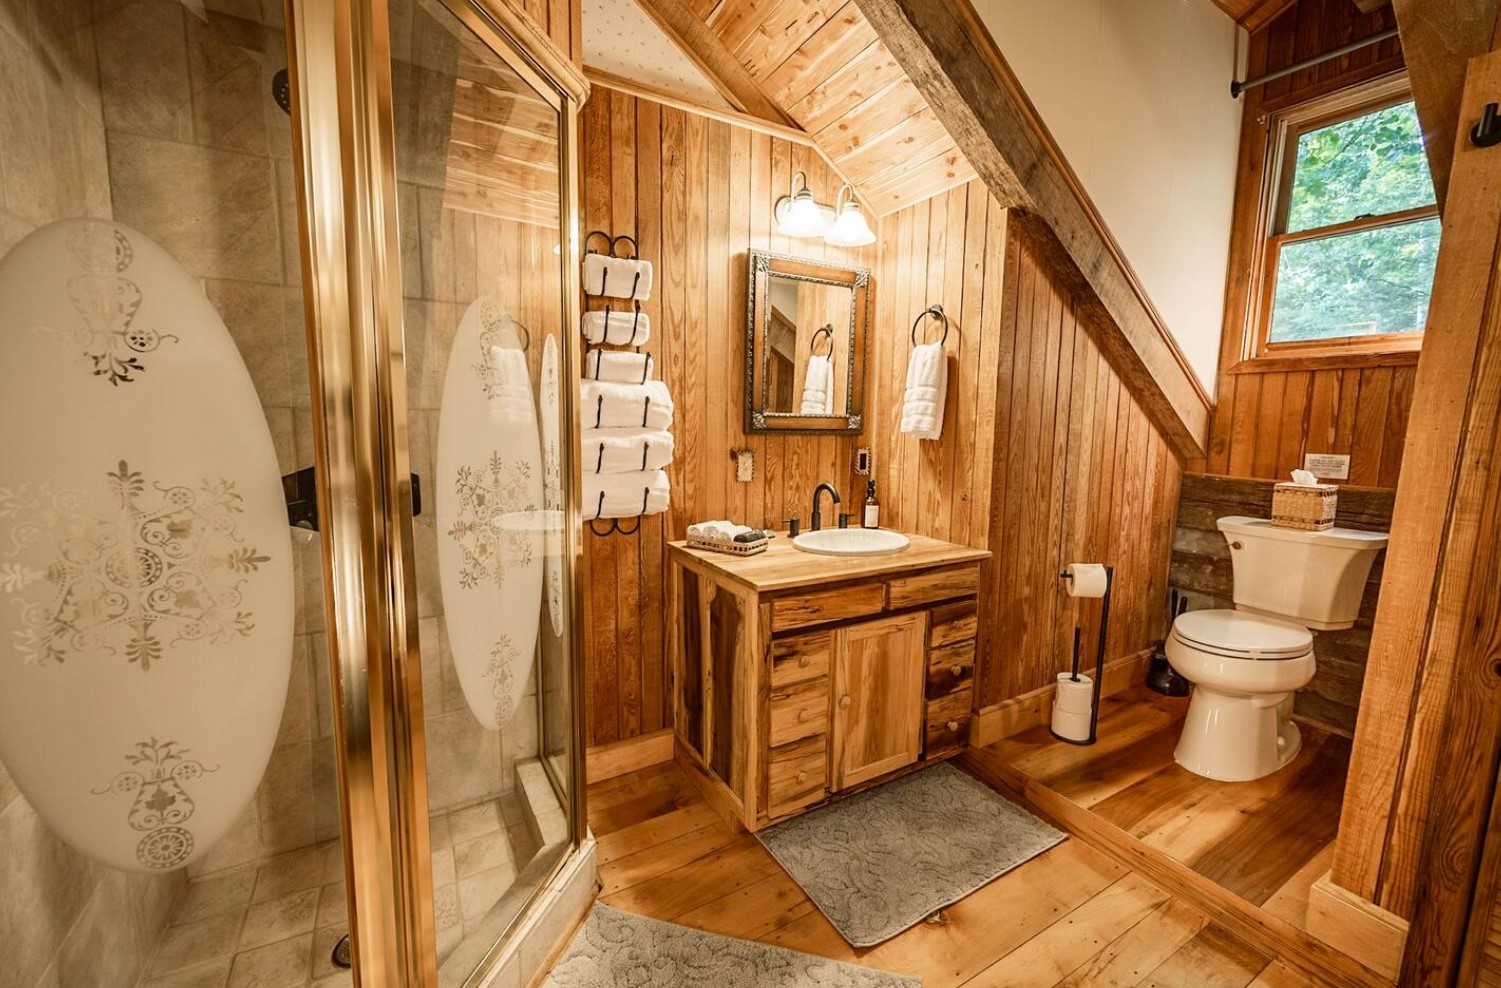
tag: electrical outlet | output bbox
[734,449,754,483]
[1303,452,1350,480]
[855,447,871,475]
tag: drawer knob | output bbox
[951,664,963,677]
[839,695,852,709]
[797,709,811,723]
[796,770,808,783]
[799,656,811,668]
[947,720,960,732]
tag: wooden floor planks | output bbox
[585,748,1332,987]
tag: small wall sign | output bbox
[1303,453,1351,480]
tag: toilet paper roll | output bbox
[1064,562,1109,598]
[1054,673,1095,714]
[1051,706,1093,742]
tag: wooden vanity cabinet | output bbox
[667,535,989,832]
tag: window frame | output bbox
[1237,73,1436,372]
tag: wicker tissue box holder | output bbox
[1272,482,1338,531]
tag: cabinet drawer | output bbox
[928,599,978,647]
[769,678,829,746]
[926,640,975,699]
[770,632,831,688]
[768,735,828,816]
[925,689,973,757]
[888,564,980,610]
[771,582,886,632]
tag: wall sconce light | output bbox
[774,170,831,238]
[774,174,877,246]
[824,184,876,247]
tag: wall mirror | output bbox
[746,250,870,434]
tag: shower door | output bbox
[285,0,587,986]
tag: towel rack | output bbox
[584,230,646,302]
[586,484,649,537]
[910,304,949,347]
[810,323,835,358]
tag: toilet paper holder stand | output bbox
[1052,564,1114,746]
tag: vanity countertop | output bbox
[668,532,989,594]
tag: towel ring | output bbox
[810,324,835,358]
[910,305,949,347]
[508,318,531,352]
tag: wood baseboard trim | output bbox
[960,751,1392,988]
[585,729,675,784]
[970,648,1155,748]
[1306,872,1407,981]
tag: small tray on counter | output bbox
[686,533,770,557]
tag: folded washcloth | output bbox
[484,345,536,427]
[688,520,752,541]
[581,380,673,431]
[899,341,948,440]
[799,353,834,415]
[581,428,675,474]
[583,254,653,300]
[583,349,655,383]
[582,310,651,346]
[584,469,670,520]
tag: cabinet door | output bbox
[832,613,926,790]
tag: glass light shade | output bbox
[778,190,832,238]
[825,200,876,247]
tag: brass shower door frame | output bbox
[282,1,589,986]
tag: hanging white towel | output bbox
[581,379,674,431]
[583,349,655,384]
[584,469,670,520]
[581,428,674,474]
[899,342,948,440]
[484,345,536,427]
[583,254,654,300]
[581,310,651,346]
[798,353,834,415]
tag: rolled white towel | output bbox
[799,353,834,415]
[687,520,752,541]
[583,349,655,383]
[581,310,651,346]
[581,428,675,474]
[899,341,948,440]
[583,254,653,300]
[582,379,673,431]
[584,469,670,520]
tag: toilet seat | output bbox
[1170,609,1312,662]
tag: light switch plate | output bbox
[734,449,754,483]
[1303,452,1351,480]
[855,447,871,475]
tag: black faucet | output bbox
[811,482,842,532]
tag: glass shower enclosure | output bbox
[0,0,588,986]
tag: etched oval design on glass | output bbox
[436,296,543,730]
[0,219,295,873]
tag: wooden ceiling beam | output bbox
[1391,0,1501,207]
[632,0,798,127]
[852,0,1211,461]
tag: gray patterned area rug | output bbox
[542,904,919,987]
[756,763,1066,947]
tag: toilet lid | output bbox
[1172,610,1312,659]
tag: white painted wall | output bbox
[970,0,1244,394]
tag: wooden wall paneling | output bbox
[1331,48,1501,911]
[636,97,667,736]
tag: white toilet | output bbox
[1167,515,1388,782]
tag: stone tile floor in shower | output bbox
[141,794,539,988]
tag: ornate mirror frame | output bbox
[745,250,871,435]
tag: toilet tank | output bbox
[1218,516,1389,630]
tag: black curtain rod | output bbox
[1231,26,1401,99]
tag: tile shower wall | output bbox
[0,2,332,986]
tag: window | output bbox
[1249,76,1439,364]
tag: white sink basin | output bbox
[792,528,911,556]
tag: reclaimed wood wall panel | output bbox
[580,87,875,747]
[1199,0,1411,489]
[871,183,1183,710]
[1170,475,1394,734]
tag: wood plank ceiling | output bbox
[667,0,978,215]
[1207,0,1301,31]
